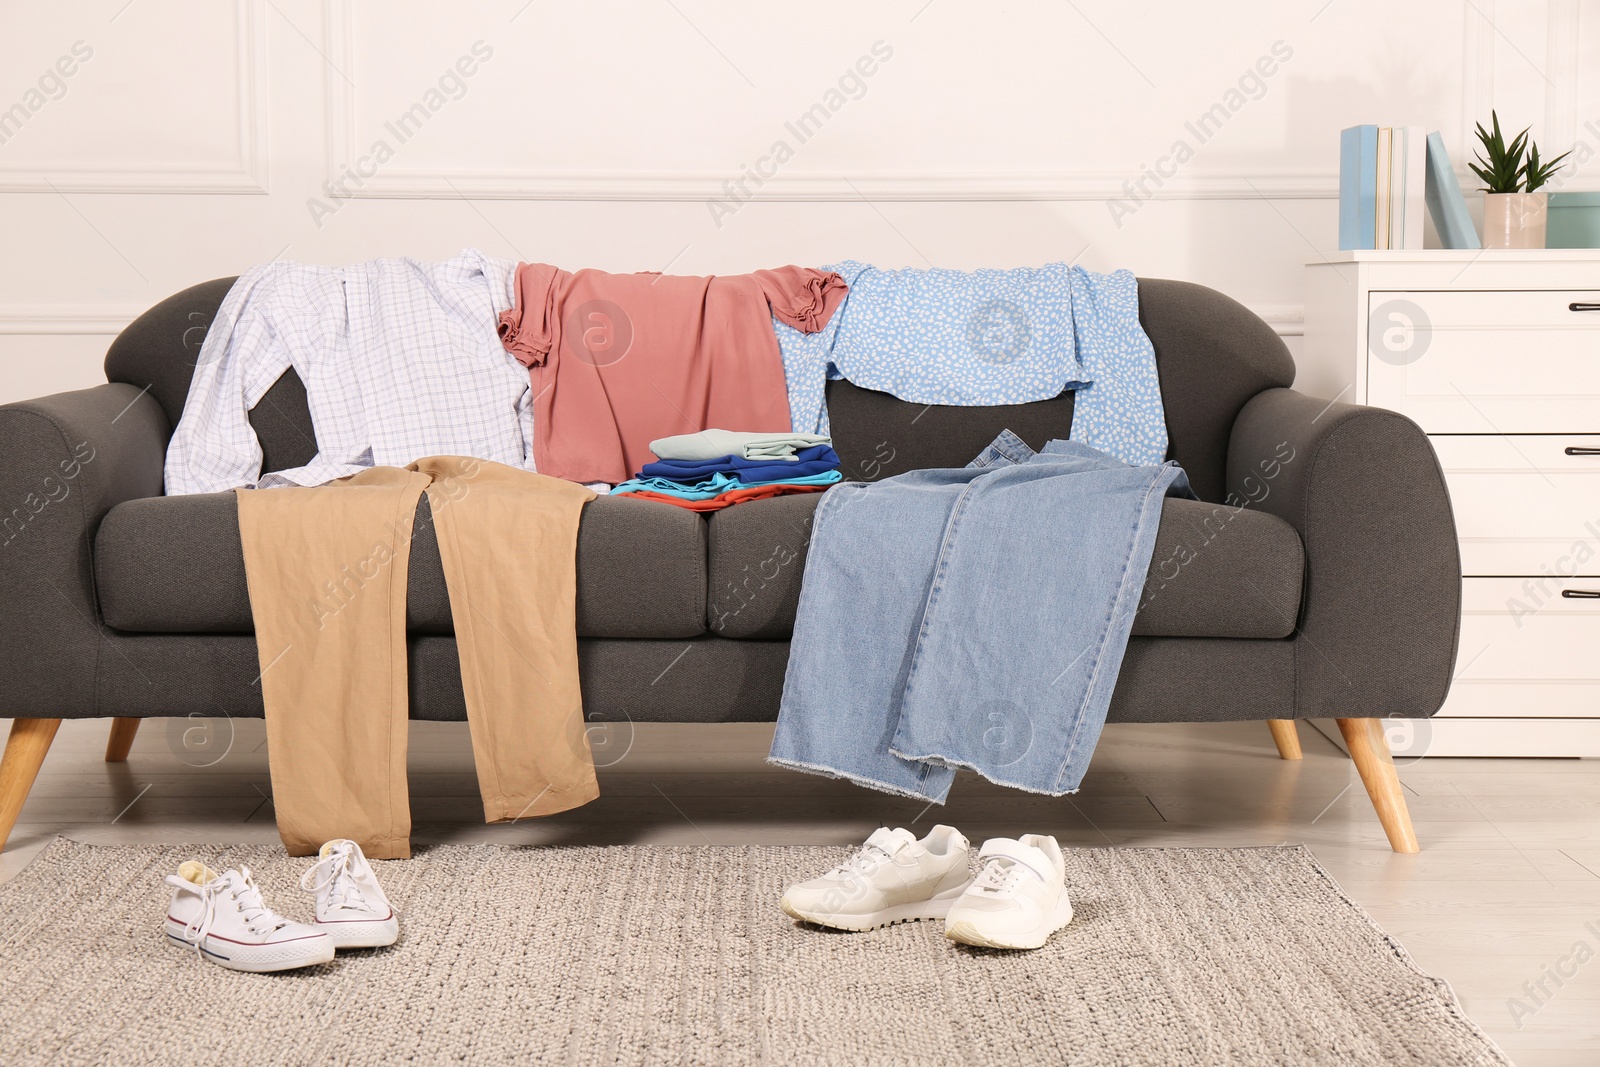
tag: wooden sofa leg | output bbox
[105,718,140,762]
[0,718,62,854]
[1267,719,1303,760]
[1335,717,1420,854]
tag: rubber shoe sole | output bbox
[165,921,335,972]
[781,889,963,932]
[317,913,400,949]
[944,891,1074,950]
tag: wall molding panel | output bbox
[0,306,144,336]
[1253,306,1304,338]
[0,0,268,194]
[322,0,1344,204]
[319,3,1555,204]
[1545,0,1580,152]
[0,299,1302,340]
[327,168,1345,203]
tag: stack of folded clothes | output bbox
[611,430,843,511]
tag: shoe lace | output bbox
[969,857,1031,896]
[828,841,895,879]
[172,867,291,955]
[300,842,370,912]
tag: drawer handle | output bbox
[1562,589,1600,599]
[1566,446,1600,456]
[1570,302,1600,312]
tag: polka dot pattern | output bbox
[776,261,1168,467]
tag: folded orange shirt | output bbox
[497,264,848,485]
[613,483,828,512]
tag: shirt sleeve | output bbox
[514,381,537,471]
[163,265,291,495]
[754,266,849,334]
[497,262,563,368]
[473,250,539,472]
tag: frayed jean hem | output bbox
[764,754,944,802]
[887,748,1083,798]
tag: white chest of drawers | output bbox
[1304,250,1600,757]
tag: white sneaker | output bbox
[300,839,400,949]
[781,825,972,931]
[943,834,1073,950]
[164,861,334,972]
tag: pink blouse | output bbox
[498,263,847,485]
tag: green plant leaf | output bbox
[1524,141,1571,192]
[1473,110,1535,192]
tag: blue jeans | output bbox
[768,430,1189,801]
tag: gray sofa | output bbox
[0,277,1461,853]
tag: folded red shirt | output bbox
[613,483,828,512]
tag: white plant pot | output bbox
[1482,192,1548,249]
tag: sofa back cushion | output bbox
[104,277,236,438]
[825,279,1295,501]
[104,275,1293,503]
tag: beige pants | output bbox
[236,457,598,859]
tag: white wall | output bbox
[0,0,1593,405]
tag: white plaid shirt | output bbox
[164,249,535,494]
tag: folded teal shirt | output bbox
[612,469,843,501]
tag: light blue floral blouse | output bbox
[774,261,1168,467]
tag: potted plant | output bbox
[1471,111,1570,248]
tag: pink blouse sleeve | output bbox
[754,267,848,334]
[497,262,563,368]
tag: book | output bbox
[1339,125,1379,250]
[1375,127,1392,249]
[1424,130,1482,249]
[1388,127,1401,249]
[1402,125,1427,248]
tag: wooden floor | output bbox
[3,715,1597,1065]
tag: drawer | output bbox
[1431,434,1600,575]
[1443,577,1600,718]
[1365,288,1600,432]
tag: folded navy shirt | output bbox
[638,444,841,484]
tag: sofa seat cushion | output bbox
[706,493,1304,640]
[95,492,707,639]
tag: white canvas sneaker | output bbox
[300,839,400,949]
[781,825,972,931]
[164,861,335,972]
[943,834,1073,950]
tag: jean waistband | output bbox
[965,428,1037,470]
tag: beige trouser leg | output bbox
[413,456,599,824]
[238,466,426,859]
[236,458,597,860]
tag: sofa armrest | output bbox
[1226,387,1460,719]
[0,383,169,714]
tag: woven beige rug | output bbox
[0,839,1508,1066]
